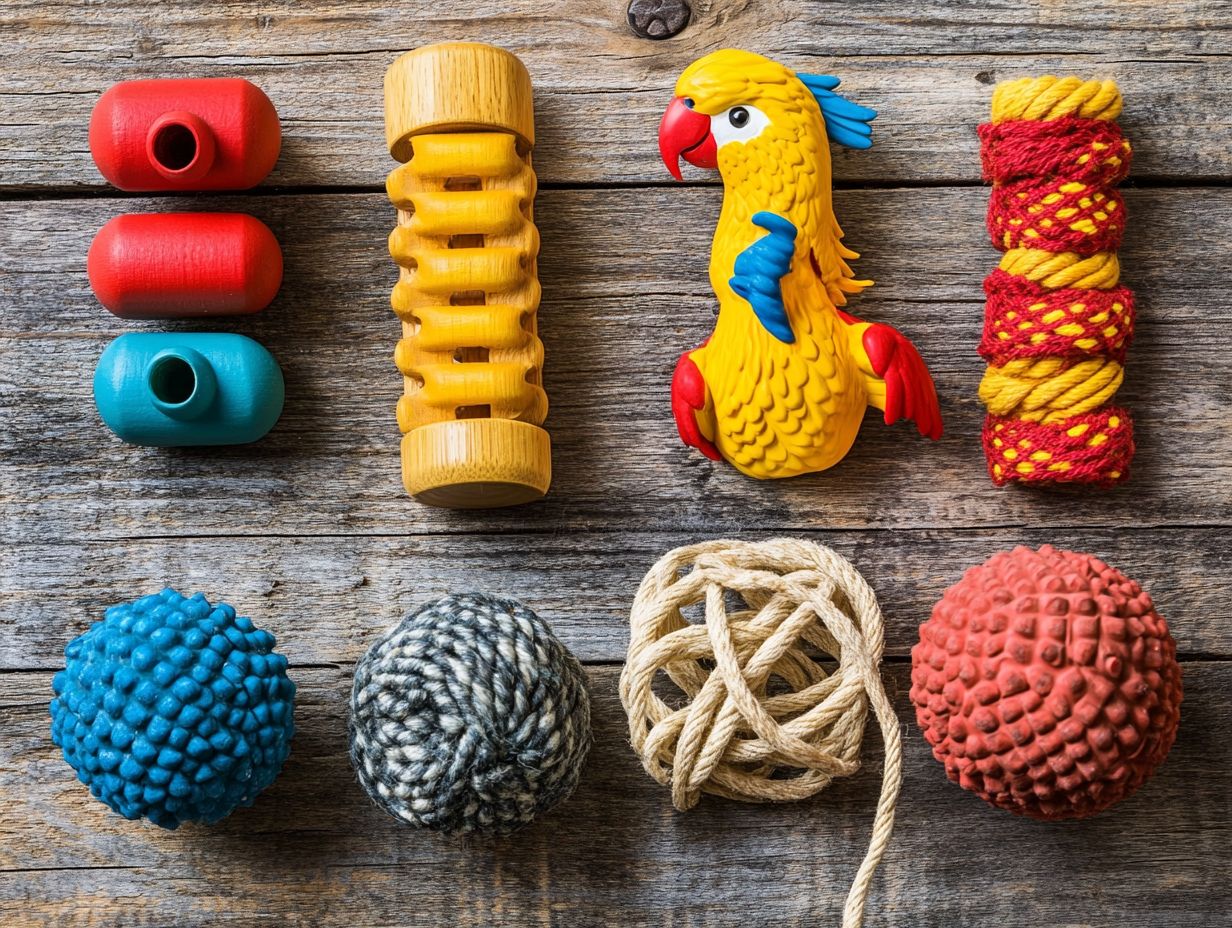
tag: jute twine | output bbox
[619,539,902,928]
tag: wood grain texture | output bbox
[3,188,1230,539]
[384,42,536,149]
[1,1,1231,188]
[3,528,1230,667]
[384,52,551,506]
[2,664,1229,928]
[3,1,1230,925]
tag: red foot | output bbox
[863,323,944,440]
[671,350,720,460]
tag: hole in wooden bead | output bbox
[455,404,491,419]
[148,356,196,406]
[444,176,481,191]
[453,347,490,364]
[150,122,199,172]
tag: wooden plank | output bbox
[4,5,1229,927]
[3,188,1230,540]
[1,1,1229,188]
[3,526,1229,667]
[1,662,1227,927]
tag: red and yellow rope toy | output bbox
[978,76,1135,487]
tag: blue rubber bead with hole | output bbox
[93,332,284,446]
[50,589,296,829]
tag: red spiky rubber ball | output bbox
[910,545,1181,820]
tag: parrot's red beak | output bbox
[659,96,717,181]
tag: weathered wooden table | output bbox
[3,2,1230,926]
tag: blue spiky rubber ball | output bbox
[49,589,296,829]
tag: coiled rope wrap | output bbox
[620,539,902,928]
[978,76,1136,486]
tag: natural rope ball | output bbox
[620,539,902,928]
[348,593,591,835]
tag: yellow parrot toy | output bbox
[659,50,942,478]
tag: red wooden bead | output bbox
[88,213,283,318]
[89,78,281,191]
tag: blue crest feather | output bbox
[798,73,877,150]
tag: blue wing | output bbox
[730,212,797,344]
[798,73,877,150]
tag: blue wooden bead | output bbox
[93,333,284,446]
[50,589,296,829]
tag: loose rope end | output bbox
[621,538,902,928]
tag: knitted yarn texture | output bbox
[978,76,1135,487]
[620,539,901,928]
[349,593,591,835]
[49,589,296,829]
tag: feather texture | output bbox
[669,50,939,479]
[798,73,877,150]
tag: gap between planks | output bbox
[4,176,1232,203]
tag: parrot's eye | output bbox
[709,105,771,150]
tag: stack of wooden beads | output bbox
[977,76,1135,487]
[88,78,286,447]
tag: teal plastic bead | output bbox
[93,333,284,446]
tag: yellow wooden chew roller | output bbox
[384,42,549,508]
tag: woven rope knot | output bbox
[978,75,1135,487]
[988,177,1126,253]
[979,270,1135,364]
[620,539,902,928]
[349,593,591,835]
[979,117,1130,186]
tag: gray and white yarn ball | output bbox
[348,593,591,834]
